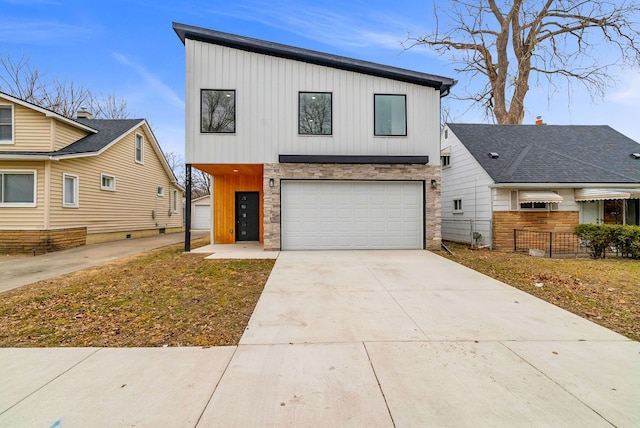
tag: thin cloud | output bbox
[112,52,185,110]
[208,0,425,54]
[0,18,90,44]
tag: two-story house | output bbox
[0,92,184,254]
[173,23,455,251]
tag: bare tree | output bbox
[406,0,640,124]
[191,169,211,198]
[163,151,211,198]
[0,54,129,119]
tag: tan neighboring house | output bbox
[0,92,184,254]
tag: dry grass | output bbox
[437,242,640,341]
[0,238,275,347]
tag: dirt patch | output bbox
[0,240,275,347]
[438,242,640,341]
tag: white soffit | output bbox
[518,191,564,203]
[575,188,632,201]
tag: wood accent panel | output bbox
[212,170,263,244]
[492,211,579,252]
[0,227,86,255]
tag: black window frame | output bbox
[200,89,236,134]
[298,91,333,135]
[374,94,407,137]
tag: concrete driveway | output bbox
[1,250,638,427]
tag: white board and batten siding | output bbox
[185,40,442,164]
[440,127,494,245]
[281,180,424,250]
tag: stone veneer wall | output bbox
[262,163,441,251]
[0,227,87,255]
[492,211,579,252]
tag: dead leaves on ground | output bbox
[0,243,275,347]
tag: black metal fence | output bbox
[513,229,591,257]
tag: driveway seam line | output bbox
[498,341,617,427]
[0,347,103,416]
[362,341,396,428]
[356,252,430,340]
[194,345,239,428]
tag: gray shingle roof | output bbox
[447,123,640,184]
[55,119,143,155]
[173,22,457,95]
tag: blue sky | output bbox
[2,0,640,156]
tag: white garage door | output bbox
[194,205,211,230]
[281,180,423,250]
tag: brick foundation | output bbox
[263,163,441,251]
[0,227,87,255]
[492,211,579,251]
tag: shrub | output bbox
[575,224,640,259]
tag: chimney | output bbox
[535,116,544,125]
[76,108,93,120]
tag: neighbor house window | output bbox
[101,173,116,191]
[135,133,144,164]
[453,199,463,212]
[374,94,406,136]
[0,105,13,144]
[298,92,332,135]
[521,202,548,209]
[0,171,36,206]
[201,89,235,133]
[172,189,178,212]
[63,173,79,208]
[157,186,164,197]
[441,155,451,167]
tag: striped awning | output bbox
[575,188,631,201]
[518,191,563,203]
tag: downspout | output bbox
[184,164,192,252]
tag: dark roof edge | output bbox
[173,22,456,94]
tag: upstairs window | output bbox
[157,186,164,197]
[201,89,236,133]
[0,171,36,206]
[0,105,13,144]
[172,189,178,212]
[101,173,116,191]
[298,92,332,135]
[135,133,144,164]
[453,199,463,212]
[374,94,406,136]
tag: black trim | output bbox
[374,94,407,137]
[173,23,456,94]
[200,89,236,134]
[298,92,333,135]
[279,155,429,164]
[184,164,192,252]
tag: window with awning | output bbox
[518,191,564,203]
[575,188,633,201]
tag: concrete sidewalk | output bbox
[0,231,207,293]
[1,250,638,427]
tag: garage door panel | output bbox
[281,180,424,250]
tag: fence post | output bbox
[549,231,553,258]
[513,229,517,252]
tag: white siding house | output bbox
[441,123,640,251]
[175,23,456,251]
